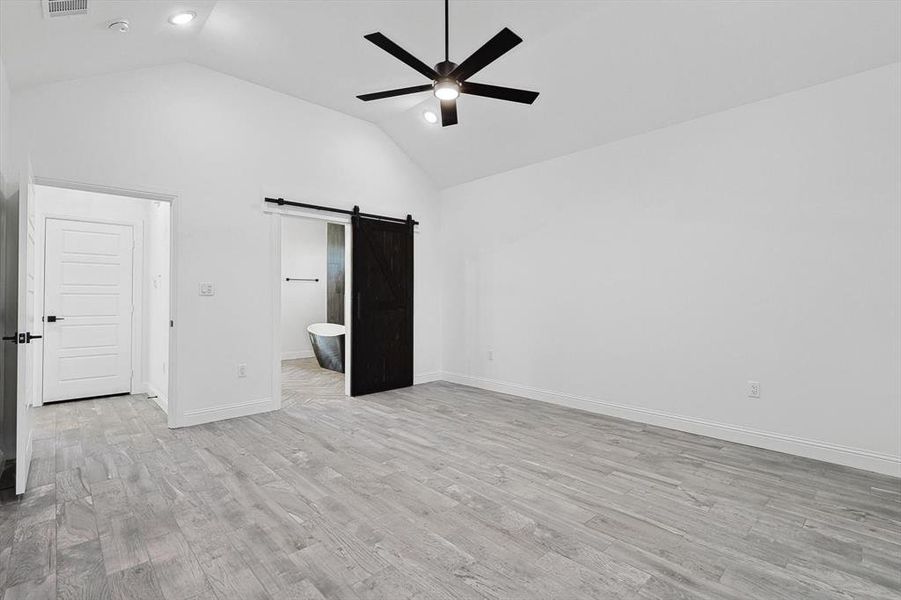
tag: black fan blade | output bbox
[449,28,522,82]
[357,84,433,101]
[364,32,439,80]
[440,99,458,126]
[461,82,539,104]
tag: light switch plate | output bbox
[199,282,215,296]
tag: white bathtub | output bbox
[307,323,346,372]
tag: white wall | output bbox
[281,217,327,360]
[0,57,10,195]
[12,63,441,426]
[439,64,901,476]
[33,186,171,412]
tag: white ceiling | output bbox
[2,0,899,187]
[0,1,218,86]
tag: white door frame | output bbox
[33,177,179,428]
[266,202,352,404]
[36,216,141,406]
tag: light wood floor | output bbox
[1,358,899,599]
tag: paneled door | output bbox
[10,163,39,494]
[42,219,134,403]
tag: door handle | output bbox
[45,315,64,322]
[1,333,17,344]
[26,332,42,343]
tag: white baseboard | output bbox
[178,397,276,428]
[282,350,314,361]
[440,371,901,478]
[145,383,168,415]
[414,371,443,385]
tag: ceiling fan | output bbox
[356,0,539,127]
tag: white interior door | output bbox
[15,165,38,494]
[42,219,134,403]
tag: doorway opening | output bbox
[268,198,417,404]
[1,177,176,494]
[34,185,172,413]
[278,214,349,406]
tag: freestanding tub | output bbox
[307,323,345,373]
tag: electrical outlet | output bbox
[748,380,760,399]
[237,363,247,378]
[199,282,215,296]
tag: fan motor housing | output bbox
[434,60,458,77]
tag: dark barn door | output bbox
[351,215,413,396]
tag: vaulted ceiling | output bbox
[2,0,899,187]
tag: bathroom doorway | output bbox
[268,197,417,403]
[277,215,349,406]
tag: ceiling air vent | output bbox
[43,0,88,18]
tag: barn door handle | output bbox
[45,315,64,322]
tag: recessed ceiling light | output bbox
[422,110,438,124]
[168,11,196,25]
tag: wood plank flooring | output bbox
[1,357,899,599]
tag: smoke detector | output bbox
[42,0,89,18]
[108,19,129,33]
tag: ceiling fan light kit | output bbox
[357,0,539,127]
[434,80,460,100]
